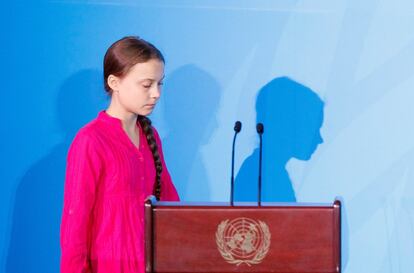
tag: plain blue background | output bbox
[2,1,414,272]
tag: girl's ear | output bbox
[107,74,120,92]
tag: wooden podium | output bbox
[145,197,341,273]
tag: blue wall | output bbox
[2,1,414,272]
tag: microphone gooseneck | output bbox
[256,123,264,206]
[230,121,242,206]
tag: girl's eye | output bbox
[158,82,164,86]
[142,84,151,88]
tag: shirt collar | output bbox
[97,110,142,130]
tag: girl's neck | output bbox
[106,100,138,133]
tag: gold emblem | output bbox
[215,217,271,266]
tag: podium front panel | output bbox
[145,201,341,273]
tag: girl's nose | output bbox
[151,86,161,100]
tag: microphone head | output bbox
[256,123,264,134]
[234,121,242,133]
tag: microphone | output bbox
[230,121,242,206]
[256,123,264,206]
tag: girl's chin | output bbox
[137,108,154,116]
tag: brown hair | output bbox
[103,36,164,200]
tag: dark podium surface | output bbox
[145,198,341,273]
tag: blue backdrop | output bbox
[2,1,414,272]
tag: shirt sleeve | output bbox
[152,127,180,201]
[60,131,103,273]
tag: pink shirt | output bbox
[60,111,179,273]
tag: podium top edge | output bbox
[147,201,339,208]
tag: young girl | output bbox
[60,36,179,273]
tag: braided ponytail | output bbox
[138,116,162,201]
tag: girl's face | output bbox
[111,59,165,116]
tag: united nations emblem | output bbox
[215,217,271,266]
